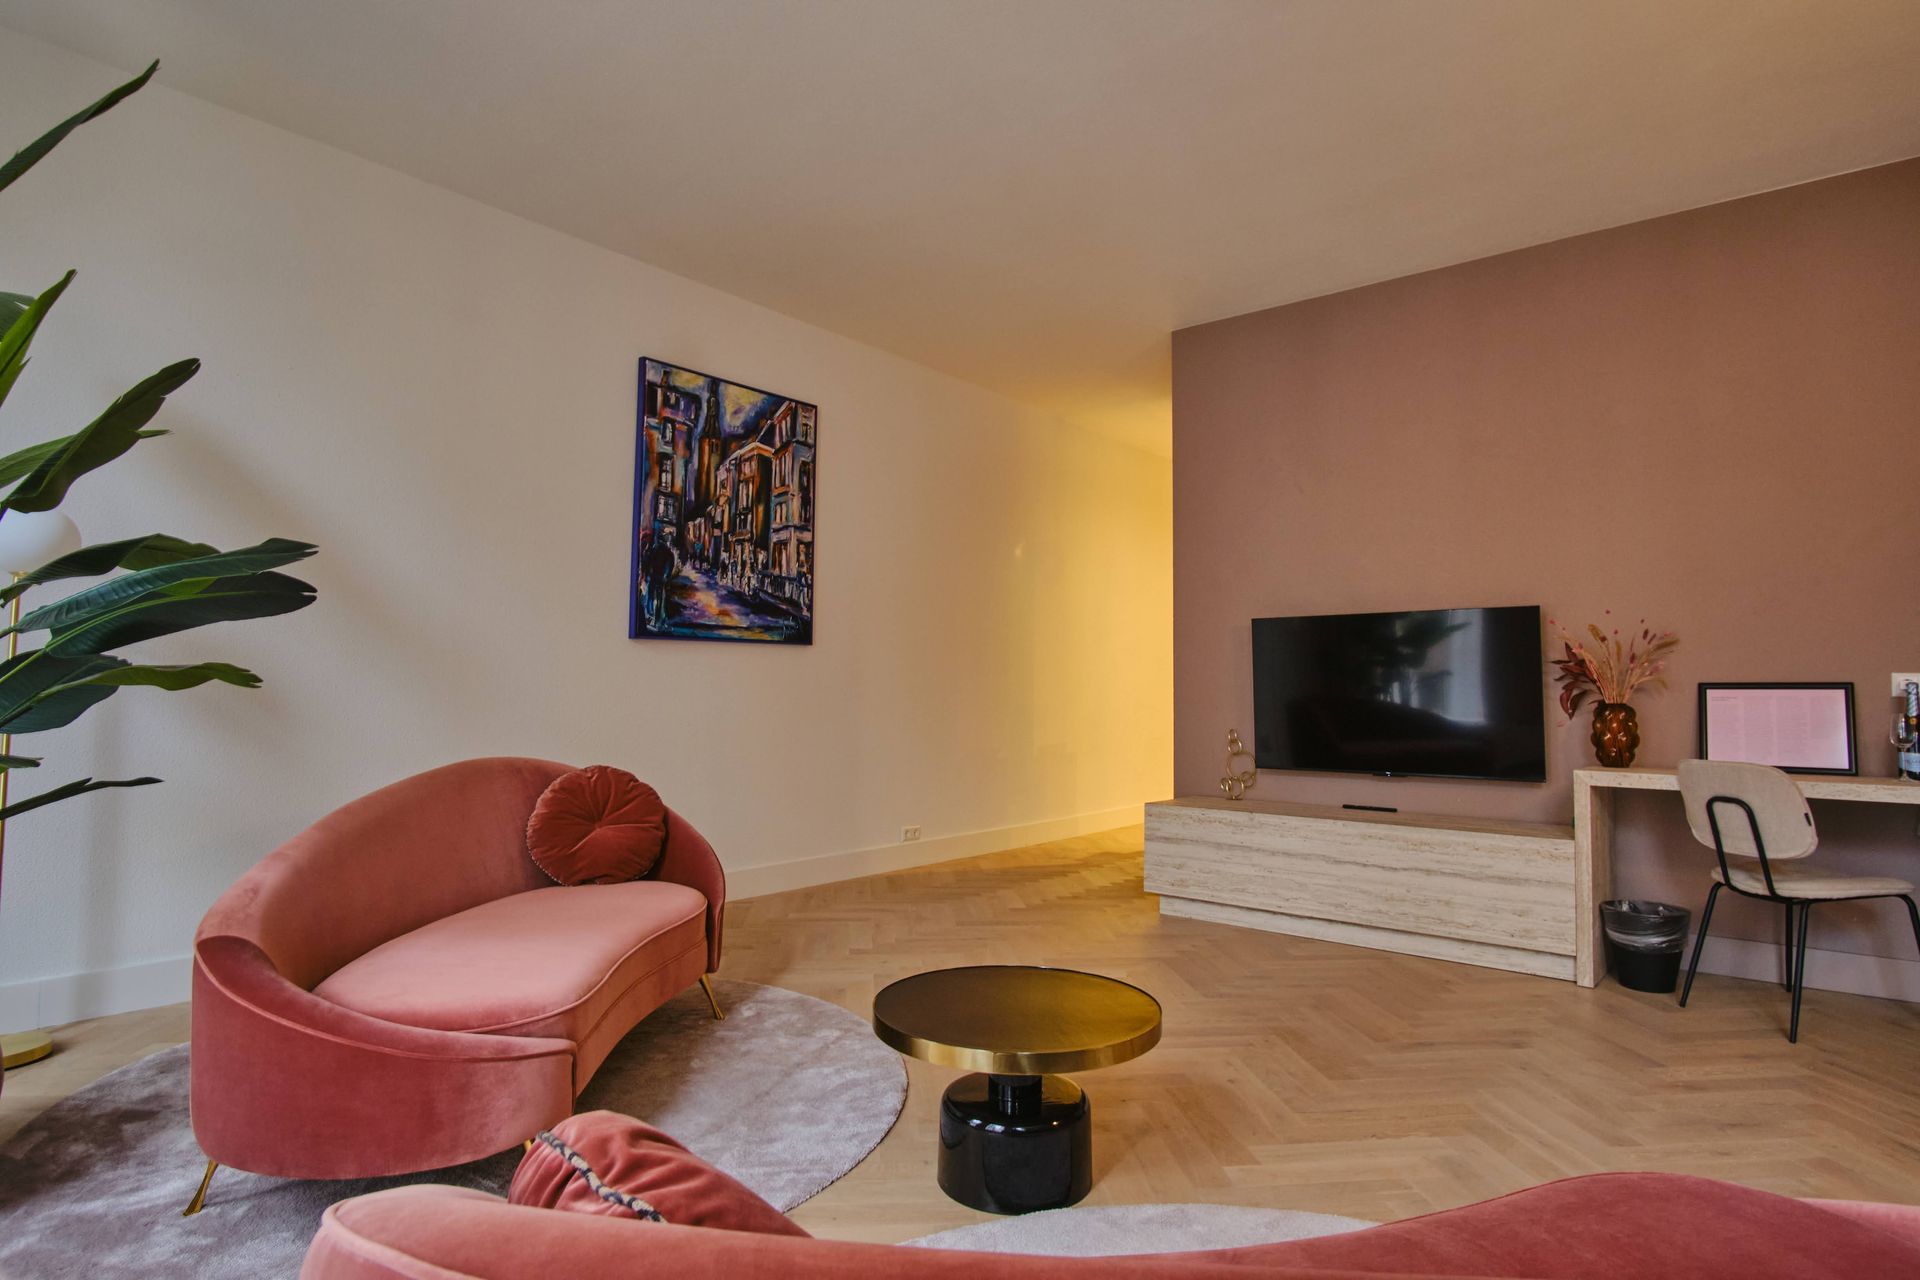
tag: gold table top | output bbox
[872,965,1162,1075]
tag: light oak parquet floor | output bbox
[5,827,1919,1244]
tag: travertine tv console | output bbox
[1144,796,1579,981]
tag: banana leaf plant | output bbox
[0,61,317,822]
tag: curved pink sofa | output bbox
[301,1171,1920,1279]
[190,757,725,1180]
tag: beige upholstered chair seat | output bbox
[1713,862,1914,901]
[1679,759,1920,1043]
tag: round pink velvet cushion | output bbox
[526,765,668,885]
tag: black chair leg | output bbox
[1787,901,1812,1044]
[1902,896,1920,960]
[1781,901,1796,990]
[1679,882,1720,1008]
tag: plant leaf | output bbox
[0,292,32,333]
[0,753,41,769]
[0,537,217,606]
[9,538,317,634]
[0,533,217,604]
[1,358,200,513]
[0,61,157,195]
[58,660,261,693]
[0,652,125,731]
[41,570,317,657]
[0,660,261,735]
[0,431,166,491]
[0,678,120,733]
[0,774,158,823]
[0,271,74,413]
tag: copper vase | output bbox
[1590,702,1640,768]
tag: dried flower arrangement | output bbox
[1548,614,1678,717]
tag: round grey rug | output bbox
[0,979,905,1279]
[906,1203,1373,1256]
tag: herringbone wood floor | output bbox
[6,827,1919,1243]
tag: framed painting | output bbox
[630,358,815,644]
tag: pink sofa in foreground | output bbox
[302,1168,1920,1279]
[189,757,725,1188]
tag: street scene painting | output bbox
[630,358,816,644]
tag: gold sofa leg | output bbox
[183,1158,218,1216]
[699,974,725,1021]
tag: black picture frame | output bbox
[1696,682,1858,776]
[629,357,816,645]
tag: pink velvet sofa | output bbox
[189,757,725,1184]
[302,1170,1920,1279]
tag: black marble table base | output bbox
[937,1072,1091,1214]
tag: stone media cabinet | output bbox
[1144,797,1579,982]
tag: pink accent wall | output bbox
[1172,158,1920,967]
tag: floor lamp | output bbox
[0,510,82,1071]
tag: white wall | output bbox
[0,34,1173,1026]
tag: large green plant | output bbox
[0,62,317,821]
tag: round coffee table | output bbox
[872,965,1161,1214]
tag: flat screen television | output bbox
[1251,605,1546,782]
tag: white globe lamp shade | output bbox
[0,511,82,577]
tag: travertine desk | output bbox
[1572,767,1920,986]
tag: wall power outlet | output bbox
[1892,673,1920,697]
[902,825,922,842]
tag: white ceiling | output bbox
[5,1,1919,454]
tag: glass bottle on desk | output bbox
[1893,680,1920,781]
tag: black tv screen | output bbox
[1251,605,1546,782]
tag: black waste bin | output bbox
[1600,900,1691,994]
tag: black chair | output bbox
[1676,759,1920,1043]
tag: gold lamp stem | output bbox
[0,574,17,864]
[0,573,54,1072]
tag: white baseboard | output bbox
[0,805,1145,1027]
[726,804,1144,900]
[0,954,192,1033]
[1690,932,1920,1005]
